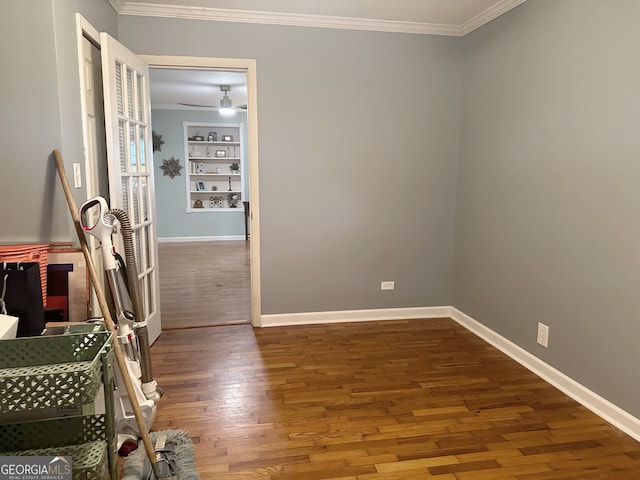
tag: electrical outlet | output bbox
[73,163,82,189]
[380,281,395,291]
[537,322,549,348]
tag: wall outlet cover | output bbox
[381,281,395,290]
[537,322,549,348]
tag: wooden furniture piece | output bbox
[46,263,73,322]
[243,201,250,240]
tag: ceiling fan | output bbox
[178,85,247,110]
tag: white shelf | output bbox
[189,157,241,161]
[191,190,242,194]
[187,207,243,213]
[191,173,241,176]
[188,141,240,146]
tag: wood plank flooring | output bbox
[149,318,640,479]
[158,241,250,329]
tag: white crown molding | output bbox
[114,0,526,36]
[460,0,527,35]
[119,3,462,36]
[107,0,125,13]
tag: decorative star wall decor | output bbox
[153,131,165,152]
[160,157,183,179]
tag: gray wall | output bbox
[0,1,64,243]
[0,0,117,244]
[455,0,640,417]
[119,17,463,315]
[152,108,248,238]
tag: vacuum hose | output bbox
[107,208,155,386]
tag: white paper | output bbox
[0,313,19,339]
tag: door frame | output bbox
[75,14,105,318]
[140,55,262,328]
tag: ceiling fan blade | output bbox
[178,102,216,108]
[178,102,247,110]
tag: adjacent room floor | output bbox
[158,241,250,329]
[149,318,640,479]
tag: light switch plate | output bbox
[73,163,82,189]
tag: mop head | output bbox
[121,430,200,480]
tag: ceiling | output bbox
[141,0,526,110]
[150,69,248,110]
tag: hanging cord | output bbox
[0,274,8,315]
[107,208,155,388]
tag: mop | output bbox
[122,430,200,480]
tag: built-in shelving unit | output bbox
[184,122,245,212]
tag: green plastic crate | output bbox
[1,439,108,480]
[0,332,112,422]
[0,413,115,480]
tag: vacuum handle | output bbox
[79,197,118,271]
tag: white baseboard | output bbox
[158,235,245,243]
[448,307,640,443]
[260,306,451,328]
[261,304,640,442]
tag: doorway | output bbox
[149,66,251,328]
[140,56,262,328]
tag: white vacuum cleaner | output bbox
[80,196,161,453]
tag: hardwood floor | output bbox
[149,318,640,479]
[158,241,250,329]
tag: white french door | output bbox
[100,33,162,342]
